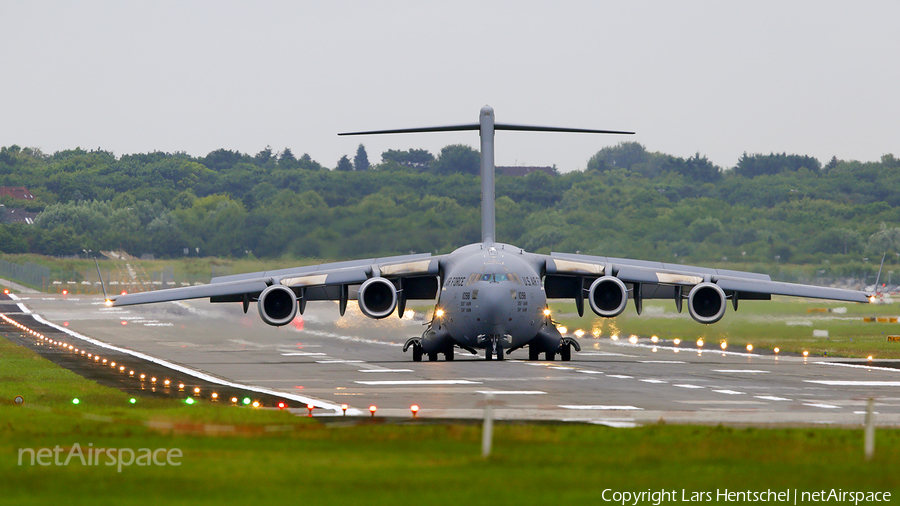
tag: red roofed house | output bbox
[0,187,35,200]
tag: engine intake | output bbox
[687,282,726,324]
[358,277,398,319]
[257,285,298,326]
[588,276,628,317]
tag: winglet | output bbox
[95,258,111,305]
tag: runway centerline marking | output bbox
[712,389,745,395]
[559,405,643,411]
[714,369,770,373]
[640,379,668,384]
[674,384,705,389]
[354,380,481,386]
[316,360,365,364]
[358,369,414,373]
[640,360,686,364]
[803,403,840,409]
[805,380,900,387]
[607,375,633,379]
[755,395,792,401]
[281,352,328,356]
[576,370,604,375]
[475,390,546,395]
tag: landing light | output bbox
[869,295,877,303]
[105,299,113,307]
[611,335,619,341]
[557,326,567,335]
[574,329,585,338]
[543,309,551,316]
[435,309,444,318]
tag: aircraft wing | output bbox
[110,253,441,307]
[542,252,870,304]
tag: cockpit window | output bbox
[481,274,494,282]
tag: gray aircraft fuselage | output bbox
[436,242,548,353]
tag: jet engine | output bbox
[257,285,298,326]
[687,282,727,324]
[588,276,628,317]
[357,277,398,319]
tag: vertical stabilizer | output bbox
[479,106,496,244]
[338,108,633,247]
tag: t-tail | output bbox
[339,105,633,244]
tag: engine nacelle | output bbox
[687,282,727,324]
[357,277,398,319]
[588,276,628,317]
[257,285,298,326]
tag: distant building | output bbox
[0,205,37,225]
[496,166,556,177]
[0,186,35,200]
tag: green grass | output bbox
[552,297,900,359]
[2,333,900,505]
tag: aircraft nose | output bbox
[478,284,513,325]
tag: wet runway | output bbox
[9,294,900,426]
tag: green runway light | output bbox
[129,398,136,404]
[185,398,195,405]
[242,397,251,405]
[72,398,80,405]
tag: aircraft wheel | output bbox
[545,351,555,361]
[412,345,423,362]
[496,350,504,361]
[560,345,571,361]
[485,348,493,361]
[445,347,454,361]
[529,346,540,361]
[428,352,438,362]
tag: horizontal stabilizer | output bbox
[495,123,634,135]
[339,124,480,136]
[339,123,634,136]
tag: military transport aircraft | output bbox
[112,106,871,362]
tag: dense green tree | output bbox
[335,155,353,172]
[432,145,479,175]
[354,144,370,171]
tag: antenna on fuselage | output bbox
[339,106,634,244]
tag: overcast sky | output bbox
[3,1,897,172]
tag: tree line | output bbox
[1,142,898,282]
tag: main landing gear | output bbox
[527,337,580,362]
[404,337,455,362]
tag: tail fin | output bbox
[340,106,633,243]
